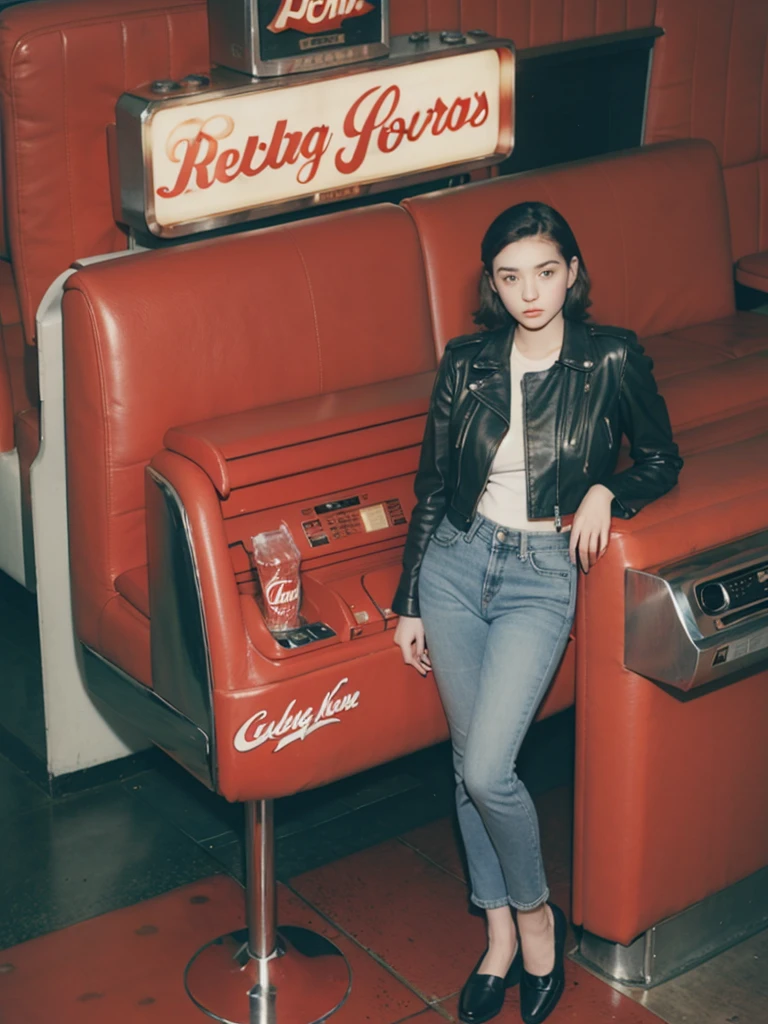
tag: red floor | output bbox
[0,786,664,1023]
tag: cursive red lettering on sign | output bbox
[268,0,375,35]
[155,85,492,201]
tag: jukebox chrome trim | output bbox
[625,529,768,691]
[83,646,214,789]
[208,0,391,78]
[115,33,515,238]
[146,467,218,776]
[574,864,768,988]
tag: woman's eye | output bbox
[502,275,517,283]
[540,269,553,278]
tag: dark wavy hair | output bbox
[473,202,592,329]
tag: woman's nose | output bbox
[522,277,538,302]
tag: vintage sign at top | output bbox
[115,35,515,238]
[210,0,389,78]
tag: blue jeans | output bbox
[418,512,577,911]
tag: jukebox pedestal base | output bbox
[185,926,351,1024]
[185,800,351,1024]
[573,864,768,988]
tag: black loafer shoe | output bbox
[520,902,567,1024]
[458,940,523,1024]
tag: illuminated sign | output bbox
[209,0,389,78]
[116,36,515,238]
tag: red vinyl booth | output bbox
[63,137,768,1014]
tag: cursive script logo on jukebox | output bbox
[146,49,506,231]
[268,0,375,35]
[234,678,361,753]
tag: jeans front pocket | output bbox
[431,515,462,547]
[528,548,572,579]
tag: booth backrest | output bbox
[390,0,656,43]
[401,140,735,349]
[645,0,768,260]
[0,0,209,343]
[0,0,660,347]
[63,203,434,651]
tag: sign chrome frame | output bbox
[115,34,515,239]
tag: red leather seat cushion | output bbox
[736,251,768,293]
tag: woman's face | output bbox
[489,235,578,331]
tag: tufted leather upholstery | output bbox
[645,0,768,266]
[390,0,657,44]
[0,0,209,347]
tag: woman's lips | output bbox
[523,309,543,317]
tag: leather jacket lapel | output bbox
[468,327,512,425]
[558,319,595,372]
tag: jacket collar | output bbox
[471,319,594,372]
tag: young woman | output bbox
[392,202,682,1024]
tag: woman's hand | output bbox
[393,616,432,676]
[569,484,614,573]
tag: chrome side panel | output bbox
[575,866,768,988]
[146,468,216,752]
[83,647,213,789]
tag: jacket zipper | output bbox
[455,404,478,449]
[603,415,613,448]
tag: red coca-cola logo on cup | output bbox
[251,525,302,633]
[265,580,300,606]
[267,0,374,36]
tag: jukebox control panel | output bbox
[233,477,413,565]
[233,477,414,654]
[299,493,408,549]
[696,561,768,622]
[625,530,768,691]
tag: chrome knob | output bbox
[699,582,730,615]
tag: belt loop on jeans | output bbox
[519,531,528,560]
[464,514,484,542]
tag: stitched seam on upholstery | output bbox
[8,40,32,335]
[61,31,78,262]
[82,291,116,588]
[672,394,768,433]
[121,20,128,92]
[10,4,203,46]
[292,241,323,392]
[5,5,201,335]
[165,11,174,76]
[760,37,768,248]
[720,0,737,166]
[689,3,700,141]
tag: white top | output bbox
[476,342,562,532]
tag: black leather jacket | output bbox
[393,319,683,618]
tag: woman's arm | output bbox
[600,333,683,518]
[392,347,457,617]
